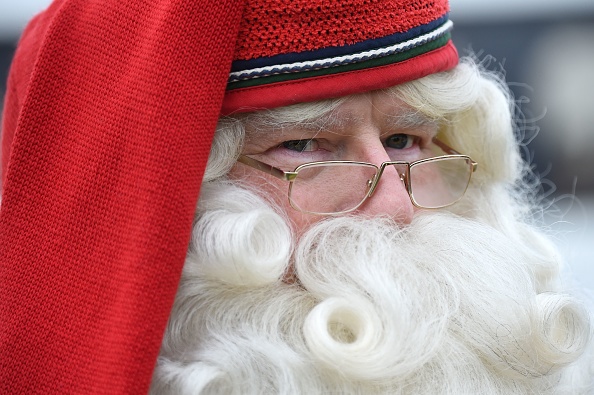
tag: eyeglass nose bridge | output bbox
[366,162,410,198]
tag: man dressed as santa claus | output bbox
[1,0,592,393]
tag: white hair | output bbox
[151,58,594,394]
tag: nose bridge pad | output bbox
[366,164,406,198]
[366,178,374,194]
[399,169,408,187]
[366,170,381,197]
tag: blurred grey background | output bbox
[0,0,592,290]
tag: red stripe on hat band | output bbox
[221,41,458,115]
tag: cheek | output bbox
[227,165,321,235]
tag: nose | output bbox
[355,148,415,224]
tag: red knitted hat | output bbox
[0,0,457,393]
[223,0,457,113]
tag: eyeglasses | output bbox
[237,138,478,215]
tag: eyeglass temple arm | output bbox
[433,137,461,155]
[433,138,478,172]
[237,155,298,181]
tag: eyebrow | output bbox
[382,111,439,129]
[304,108,439,132]
[296,112,356,132]
[243,106,438,139]
[243,111,344,140]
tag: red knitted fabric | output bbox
[0,0,244,393]
[236,0,449,59]
[0,0,457,393]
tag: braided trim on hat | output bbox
[229,19,452,85]
[228,34,450,90]
[221,41,459,114]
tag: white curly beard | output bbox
[151,181,594,394]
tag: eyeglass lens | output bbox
[289,162,377,214]
[409,157,473,208]
[288,157,473,214]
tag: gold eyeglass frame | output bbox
[237,137,478,215]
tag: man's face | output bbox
[228,91,441,233]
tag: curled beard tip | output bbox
[534,292,591,367]
[303,297,385,378]
[303,296,441,381]
[189,208,291,286]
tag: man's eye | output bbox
[281,139,318,152]
[385,134,414,149]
